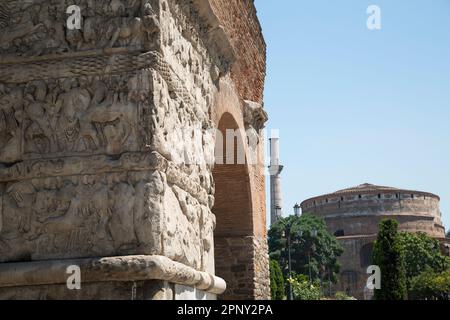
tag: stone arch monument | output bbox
[0,0,269,300]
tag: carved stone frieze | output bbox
[0,0,270,300]
[0,0,160,57]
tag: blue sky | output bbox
[255,0,450,230]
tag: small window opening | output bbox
[334,230,345,237]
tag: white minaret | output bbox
[269,136,283,225]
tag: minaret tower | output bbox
[269,136,284,225]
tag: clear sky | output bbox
[255,0,450,231]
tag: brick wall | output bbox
[209,0,266,103]
[214,236,270,300]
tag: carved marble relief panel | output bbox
[0,85,23,163]
[0,0,221,276]
[0,74,150,163]
[162,183,216,272]
[0,171,165,263]
[0,0,161,56]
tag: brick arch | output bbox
[213,112,255,300]
[210,77,269,300]
[213,112,254,237]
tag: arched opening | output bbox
[360,243,374,268]
[212,112,254,300]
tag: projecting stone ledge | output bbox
[0,255,226,296]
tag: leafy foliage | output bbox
[269,259,285,300]
[289,274,322,300]
[268,214,343,286]
[409,269,450,300]
[334,291,357,300]
[372,219,407,300]
[446,230,450,239]
[397,232,448,289]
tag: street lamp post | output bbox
[284,223,319,299]
[441,244,450,275]
[308,251,312,284]
[284,226,294,301]
[284,222,304,301]
[328,267,332,297]
[275,205,282,222]
[287,227,294,300]
[294,203,301,216]
[308,230,317,284]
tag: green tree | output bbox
[269,259,285,300]
[268,214,343,289]
[446,230,450,239]
[409,269,450,300]
[334,291,357,300]
[397,232,448,289]
[289,274,322,300]
[372,219,407,300]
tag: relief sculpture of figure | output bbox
[2,181,36,240]
[24,81,55,154]
[141,2,161,51]
[23,184,73,243]
[56,79,93,152]
[103,0,160,49]
[81,80,136,153]
[29,176,106,256]
[0,2,11,29]
[107,182,137,251]
[0,86,23,163]
[107,16,143,48]
[0,1,46,53]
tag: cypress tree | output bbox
[269,259,285,300]
[372,219,407,300]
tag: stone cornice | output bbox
[335,234,377,240]
[320,212,439,220]
[0,48,154,84]
[0,255,226,295]
[301,189,440,207]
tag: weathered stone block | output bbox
[0,0,269,300]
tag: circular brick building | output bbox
[300,183,446,299]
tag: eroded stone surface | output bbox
[0,0,269,300]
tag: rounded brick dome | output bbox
[300,183,445,299]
